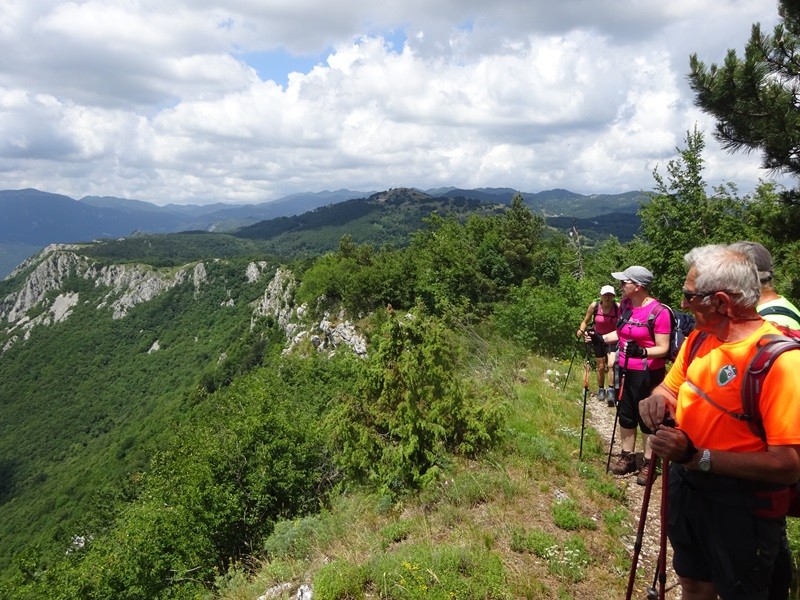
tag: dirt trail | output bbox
[583,391,681,598]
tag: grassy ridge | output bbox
[216,348,638,600]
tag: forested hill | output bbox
[232,187,641,258]
[0,186,644,278]
[0,162,797,598]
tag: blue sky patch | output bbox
[239,48,330,86]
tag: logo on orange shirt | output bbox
[717,364,737,386]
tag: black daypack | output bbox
[649,305,695,362]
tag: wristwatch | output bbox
[698,449,712,472]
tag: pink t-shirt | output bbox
[592,301,619,336]
[617,299,671,370]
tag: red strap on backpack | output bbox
[742,332,800,441]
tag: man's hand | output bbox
[626,341,647,358]
[639,393,667,430]
[649,425,695,463]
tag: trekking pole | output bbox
[648,415,676,600]
[645,457,673,600]
[606,351,629,473]
[563,340,580,391]
[625,451,659,600]
[579,356,590,460]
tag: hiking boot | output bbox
[597,388,606,402]
[610,451,636,475]
[606,390,617,407]
[636,458,657,486]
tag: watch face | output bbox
[699,450,711,472]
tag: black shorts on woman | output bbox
[589,335,618,359]
[617,366,665,433]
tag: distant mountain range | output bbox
[0,187,646,278]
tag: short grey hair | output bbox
[683,244,760,309]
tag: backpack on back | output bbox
[650,304,695,362]
[685,325,800,440]
[740,330,800,441]
[627,302,694,362]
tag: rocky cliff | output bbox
[0,244,367,357]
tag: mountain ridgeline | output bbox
[0,186,646,278]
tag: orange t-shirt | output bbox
[664,321,800,452]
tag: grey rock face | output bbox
[1,247,369,359]
[251,268,367,357]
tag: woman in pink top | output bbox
[577,285,619,403]
[601,266,671,485]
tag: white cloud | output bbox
[0,0,789,204]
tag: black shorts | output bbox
[587,339,618,359]
[616,367,665,432]
[668,465,783,599]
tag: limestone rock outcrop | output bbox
[251,268,368,357]
[1,247,369,359]
[0,245,192,353]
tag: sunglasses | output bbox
[682,289,741,302]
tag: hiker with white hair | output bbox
[640,243,800,600]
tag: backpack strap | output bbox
[593,300,619,322]
[645,301,665,342]
[617,297,633,328]
[686,380,751,423]
[758,305,800,325]
[742,334,800,441]
[684,331,709,364]
[682,332,799,441]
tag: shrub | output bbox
[324,310,506,494]
[263,515,322,560]
[493,279,584,358]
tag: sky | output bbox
[0,0,790,205]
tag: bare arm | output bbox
[647,331,670,359]
[601,330,619,344]
[576,302,595,337]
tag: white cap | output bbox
[600,285,615,296]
